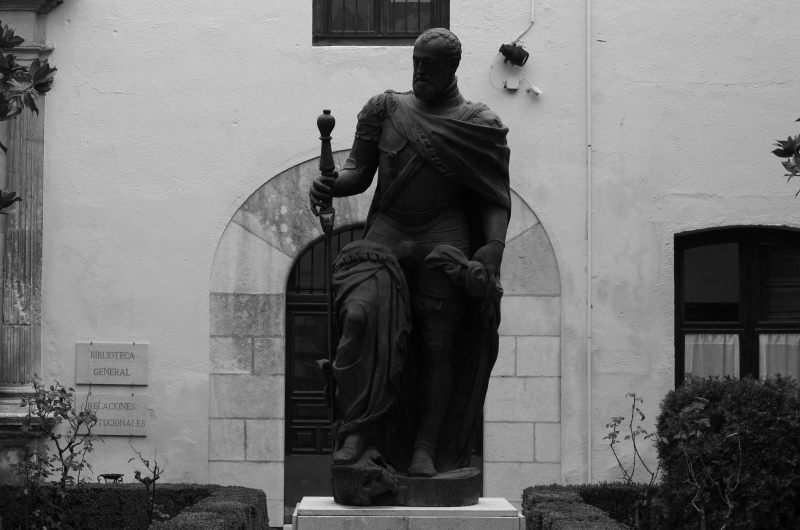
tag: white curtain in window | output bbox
[684,334,740,377]
[759,334,800,380]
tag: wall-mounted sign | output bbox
[78,393,148,437]
[76,342,148,385]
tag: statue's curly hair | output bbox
[417,28,461,66]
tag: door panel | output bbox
[284,306,332,518]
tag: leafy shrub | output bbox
[129,441,168,525]
[0,19,56,215]
[15,376,102,490]
[656,375,800,530]
[603,393,660,487]
[10,377,102,528]
[772,118,800,195]
[522,485,630,530]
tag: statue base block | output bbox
[331,464,482,507]
[291,496,523,530]
[391,467,482,507]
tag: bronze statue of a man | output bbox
[310,28,510,501]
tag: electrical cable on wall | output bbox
[512,21,534,45]
[514,0,536,43]
[488,53,507,91]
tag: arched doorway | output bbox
[208,150,562,526]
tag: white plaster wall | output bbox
[588,0,800,483]
[27,0,798,520]
[37,0,587,507]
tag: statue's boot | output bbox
[408,448,437,477]
[332,431,369,465]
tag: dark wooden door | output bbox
[284,226,363,521]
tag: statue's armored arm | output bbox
[472,200,508,283]
[332,138,379,198]
[310,138,378,212]
[462,105,508,282]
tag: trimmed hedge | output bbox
[522,485,630,530]
[0,483,268,530]
[154,486,268,530]
[656,375,800,530]
[574,483,661,530]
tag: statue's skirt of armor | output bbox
[365,204,470,300]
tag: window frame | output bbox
[674,226,800,387]
[312,0,449,46]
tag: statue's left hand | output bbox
[472,240,504,287]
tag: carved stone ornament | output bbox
[0,0,63,14]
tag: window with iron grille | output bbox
[312,0,449,46]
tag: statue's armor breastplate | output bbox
[377,119,460,226]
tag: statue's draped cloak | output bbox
[332,243,411,439]
[331,91,511,473]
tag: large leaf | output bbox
[0,189,21,214]
[773,147,794,158]
[23,93,38,115]
[32,60,56,85]
[26,58,39,84]
[773,135,800,158]
[0,95,22,122]
[0,23,25,49]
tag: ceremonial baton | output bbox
[317,110,337,426]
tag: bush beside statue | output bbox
[522,376,800,530]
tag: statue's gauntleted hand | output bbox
[309,171,337,216]
[472,240,505,286]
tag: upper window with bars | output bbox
[312,0,449,46]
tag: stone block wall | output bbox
[209,152,562,524]
[483,193,562,508]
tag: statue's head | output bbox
[412,28,461,100]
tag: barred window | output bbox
[312,0,449,45]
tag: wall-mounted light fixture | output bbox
[499,43,529,67]
[491,0,541,97]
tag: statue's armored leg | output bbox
[333,427,373,465]
[409,297,463,477]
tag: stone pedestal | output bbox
[291,496,524,530]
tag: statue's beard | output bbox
[413,78,446,100]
